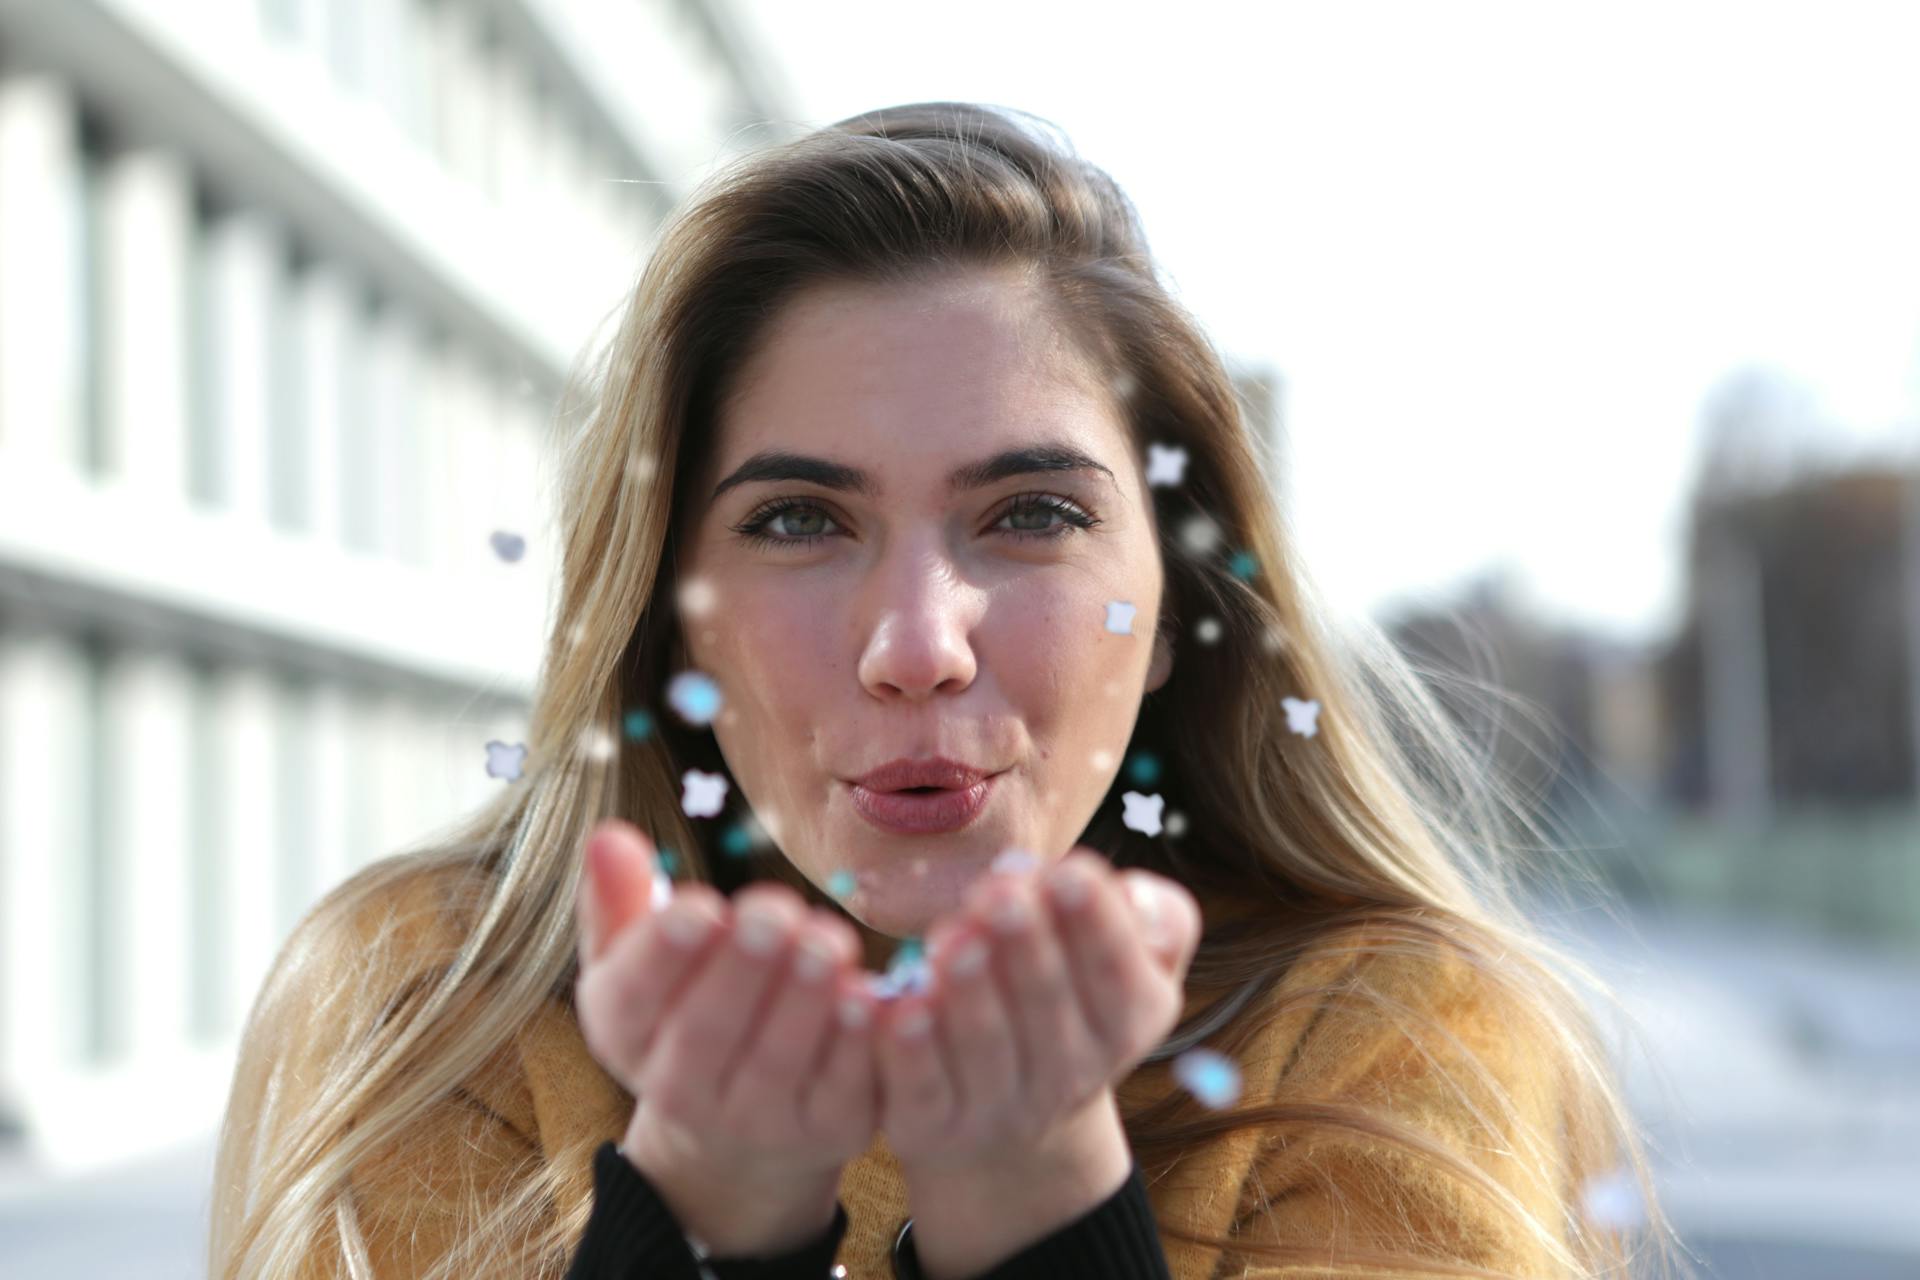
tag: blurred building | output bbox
[0,0,796,1175]
[1660,464,1920,818]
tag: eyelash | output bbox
[730,493,1101,550]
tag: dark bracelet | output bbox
[891,1216,923,1280]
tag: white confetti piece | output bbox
[1105,601,1137,635]
[1121,790,1165,837]
[485,741,527,782]
[1283,696,1321,738]
[680,768,728,817]
[1145,443,1189,488]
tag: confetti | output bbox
[1173,1048,1242,1109]
[680,768,728,817]
[678,575,718,619]
[1145,443,1189,488]
[1121,790,1165,837]
[485,740,527,782]
[1194,617,1223,645]
[650,865,674,912]
[1164,810,1188,838]
[1228,550,1258,580]
[623,709,655,741]
[866,942,932,1002]
[577,725,617,763]
[490,530,526,562]
[1104,601,1138,635]
[1283,696,1321,738]
[1090,748,1115,772]
[666,670,723,725]
[827,869,859,900]
[1179,513,1221,556]
[626,450,658,484]
[1127,752,1161,787]
[721,822,753,858]
[1579,1166,1646,1231]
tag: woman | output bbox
[209,102,1691,1279]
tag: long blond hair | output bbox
[210,101,1693,1279]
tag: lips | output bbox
[849,773,999,835]
[852,757,992,793]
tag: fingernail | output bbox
[990,893,1030,934]
[838,995,870,1029]
[1047,862,1091,909]
[662,906,713,948]
[894,1006,932,1038]
[793,936,835,981]
[949,938,989,977]
[1127,879,1167,940]
[735,905,783,956]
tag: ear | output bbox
[1145,622,1174,694]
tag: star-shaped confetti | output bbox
[490,531,526,563]
[680,768,728,817]
[866,943,932,1002]
[1282,696,1321,738]
[1121,790,1165,837]
[623,709,655,741]
[1104,601,1137,635]
[1173,1048,1242,1109]
[1145,443,1189,488]
[485,740,527,782]
[667,670,723,725]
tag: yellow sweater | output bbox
[264,871,1574,1279]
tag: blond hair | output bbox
[210,101,1694,1279]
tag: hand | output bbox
[870,845,1202,1177]
[572,818,882,1255]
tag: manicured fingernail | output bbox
[662,907,712,948]
[894,1006,932,1038]
[1127,879,1167,941]
[990,893,1030,934]
[1047,863,1091,909]
[949,938,989,977]
[793,936,835,981]
[735,905,783,955]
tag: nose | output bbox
[854,539,982,701]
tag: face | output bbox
[675,267,1173,944]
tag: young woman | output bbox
[209,102,1692,1279]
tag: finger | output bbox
[580,820,662,967]
[1048,857,1180,1062]
[1119,871,1203,977]
[873,988,952,1148]
[804,968,882,1146]
[575,882,727,1078]
[931,922,1018,1124]
[973,867,1107,1117]
[719,911,855,1128]
[642,884,807,1117]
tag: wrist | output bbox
[902,1090,1133,1279]
[619,1130,842,1259]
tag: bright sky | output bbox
[723,0,1920,644]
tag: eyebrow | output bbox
[708,442,1119,504]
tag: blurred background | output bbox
[0,1,1916,1276]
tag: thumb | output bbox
[579,819,665,968]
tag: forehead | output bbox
[707,272,1131,493]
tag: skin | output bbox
[575,265,1204,1270]
[674,265,1174,964]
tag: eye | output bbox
[729,494,1101,551]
